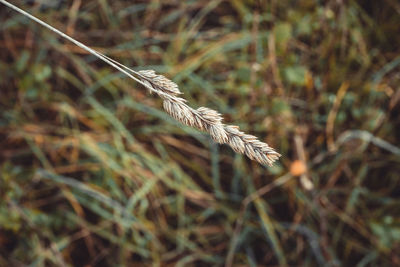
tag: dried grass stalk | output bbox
[139,69,281,166]
[0,0,281,166]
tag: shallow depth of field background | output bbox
[1,0,400,266]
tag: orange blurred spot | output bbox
[34,135,44,145]
[290,160,307,176]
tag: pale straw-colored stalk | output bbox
[0,0,281,166]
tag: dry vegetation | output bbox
[1,0,400,266]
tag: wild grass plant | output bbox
[1,0,280,166]
[1,0,400,266]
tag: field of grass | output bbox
[1,0,400,266]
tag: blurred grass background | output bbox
[1,0,400,266]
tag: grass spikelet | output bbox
[138,70,182,96]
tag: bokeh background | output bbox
[1,0,400,266]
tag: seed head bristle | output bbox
[138,70,181,96]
